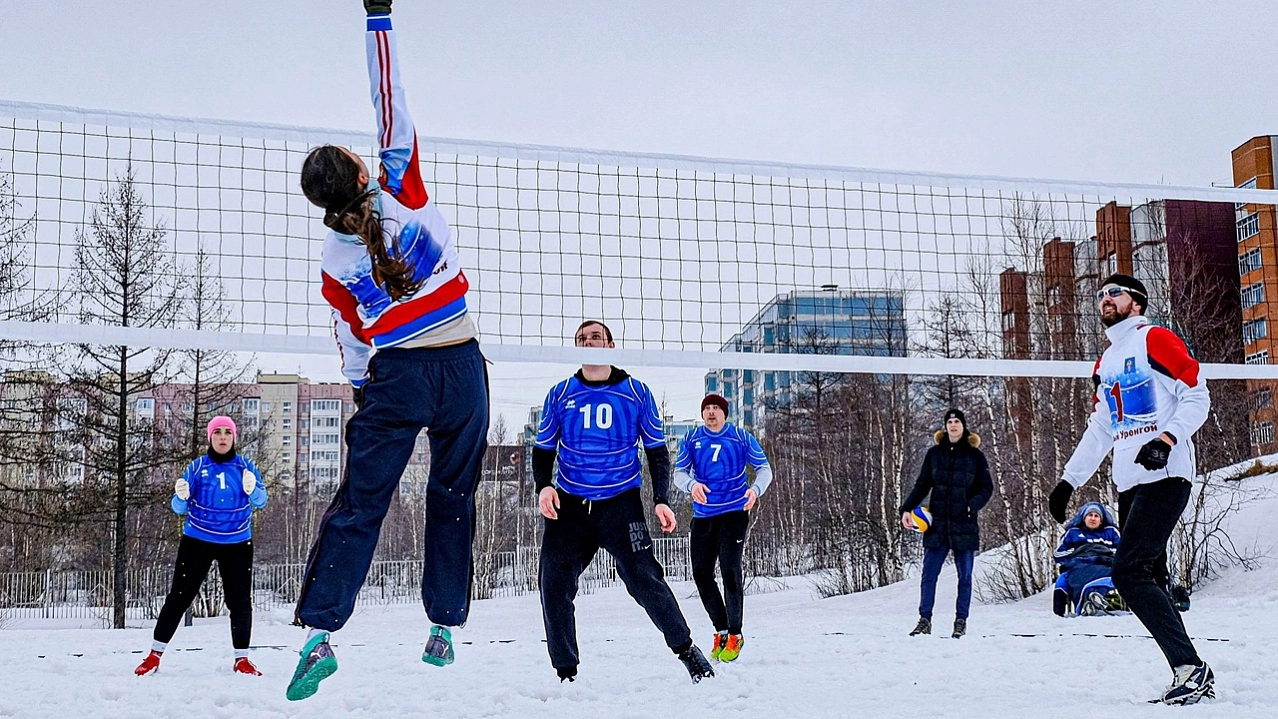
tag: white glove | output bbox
[242,472,258,495]
[175,478,190,501]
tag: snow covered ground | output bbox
[4,475,1278,718]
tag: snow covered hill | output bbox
[3,474,1277,718]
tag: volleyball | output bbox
[908,507,932,533]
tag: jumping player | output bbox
[533,320,714,684]
[1048,273,1213,705]
[672,393,773,662]
[287,0,489,701]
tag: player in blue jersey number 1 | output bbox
[673,393,773,663]
[533,320,714,684]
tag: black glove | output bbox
[1134,437,1173,471]
[364,0,391,14]
[1048,481,1073,524]
[352,385,365,410]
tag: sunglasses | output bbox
[1095,286,1130,302]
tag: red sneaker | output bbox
[134,650,162,676]
[233,657,263,676]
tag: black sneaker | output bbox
[677,645,714,683]
[909,617,931,636]
[1154,662,1215,705]
[556,666,577,683]
[951,618,966,638]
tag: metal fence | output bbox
[0,537,700,626]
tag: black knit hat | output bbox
[944,408,966,429]
[1101,273,1148,311]
[701,394,729,415]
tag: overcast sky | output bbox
[4,0,1276,425]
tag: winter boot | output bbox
[909,617,931,636]
[556,666,577,683]
[951,618,966,639]
[719,634,744,662]
[286,632,338,702]
[1053,588,1068,617]
[422,625,455,667]
[233,657,263,676]
[677,644,715,683]
[134,650,162,676]
[1154,662,1215,705]
[710,632,728,661]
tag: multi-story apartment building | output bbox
[704,288,908,431]
[1233,136,1278,451]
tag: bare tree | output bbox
[60,167,184,628]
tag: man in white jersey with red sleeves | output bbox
[1047,273,1213,705]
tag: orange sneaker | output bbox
[720,634,744,662]
[134,650,162,676]
[710,632,728,661]
[233,657,263,676]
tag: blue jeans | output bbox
[295,340,489,631]
[919,546,974,620]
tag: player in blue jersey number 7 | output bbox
[287,0,489,702]
[673,393,773,663]
[533,320,714,684]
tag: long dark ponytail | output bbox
[300,145,422,301]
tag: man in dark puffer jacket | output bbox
[900,408,994,638]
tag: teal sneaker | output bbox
[286,632,338,701]
[422,625,455,667]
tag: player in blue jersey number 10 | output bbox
[673,393,773,663]
[533,320,714,684]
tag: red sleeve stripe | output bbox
[376,30,393,150]
[1146,326,1200,387]
[321,271,370,345]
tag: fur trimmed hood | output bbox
[934,430,981,448]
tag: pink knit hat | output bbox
[207,416,238,442]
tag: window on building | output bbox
[301,436,309,446]
[742,409,754,427]
[261,401,272,413]
[1238,178,1258,211]
[723,384,733,399]
[743,388,753,405]
[243,398,259,413]
[283,401,292,414]
[282,418,292,430]
[1252,421,1275,447]
[1246,350,1270,365]
[706,377,718,392]
[312,399,341,412]
[1001,312,1015,331]
[136,398,154,411]
[1106,252,1118,275]
[1243,283,1266,309]
[1244,318,1269,345]
[282,435,291,446]
[764,373,776,391]
[300,419,309,429]
[1241,248,1264,276]
[1238,212,1261,242]
[1254,388,1272,411]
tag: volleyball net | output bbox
[0,98,1274,381]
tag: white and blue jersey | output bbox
[171,454,268,544]
[535,370,665,501]
[674,423,771,518]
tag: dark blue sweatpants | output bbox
[919,545,974,620]
[295,340,489,631]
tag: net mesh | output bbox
[0,99,1275,378]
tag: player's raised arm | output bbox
[363,1,428,208]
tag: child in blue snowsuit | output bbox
[1053,502,1121,616]
[134,416,268,676]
